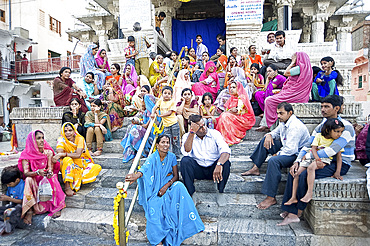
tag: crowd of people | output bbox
[0,22,366,245]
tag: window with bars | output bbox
[358,75,363,89]
[39,10,45,27]
[49,16,61,35]
[0,9,5,22]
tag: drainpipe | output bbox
[9,0,11,30]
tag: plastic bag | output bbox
[38,177,53,202]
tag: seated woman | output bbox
[216,48,228,74]
[176,88,199,137]
[95,49,111,74]
[105,63,123,87]
[149,54,165,86]
[121,64,138,98]
[84,99,112,156]
[18,131,65,224]
[62,98,86,138]
[53,67,88,112]
[173,69,193,103]
[76,72,100,110]
[254,64,286,113]
[55,123,102,195]
[125,135,204,246]
[261,52,313,130]
[152,64,171,98]
[192,52,210,82]
[121,94,159,163]
[216,81,256,146]
[192,61,220,101]
[102,76,128,132]
[223,55,238,89]
[311,56,342,101]
[80,44,107,90]
[247,63,265,95]
[132,75,151,110]
[186,47,197,66]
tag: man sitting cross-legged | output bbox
[180,114,231,207]
[241,102,310,209]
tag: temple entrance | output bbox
[173,0,225,55]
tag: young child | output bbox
[151,86,181,158]
[199,92,216,129]
[247,63,264,97]
[155,12,166,37]
[284,118,345,205]
[124,36,138,67]
[0,166,26,235]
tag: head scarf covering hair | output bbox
[80,44,98,77]
[95,49,110,72]
[200,61,218,84]
[122,64,138,95]
[18,130,60,174]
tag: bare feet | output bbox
[241,165,260,176]
[256,126,270,132]
[93,150,102,156]
[52,210,62,219]
[277,213,300,226]
[280,211,288,218]
[257,196,277,209]
[284,197,298,206]
[65,183,75,196]
[300,192,313,203]
[23,210,33,225]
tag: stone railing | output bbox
[10,107,69,150]
[108,29,171,66]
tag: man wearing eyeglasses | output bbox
[180,114,231,207]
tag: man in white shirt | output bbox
[263,31,294,70]
[241,102,310,209]
[195,35,208,61]
[261,32,276,59]
[180,114,231,206]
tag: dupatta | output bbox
[122,64,138,95]
[225,81,254,116]
[95,49,110,72]
[199,61,219,83]
[80,44,98,77]
[105,78,125,108]
[18,131,60,175]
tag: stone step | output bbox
[92,139,123,153]
[65,186,285,220]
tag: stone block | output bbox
[304,163,370,237]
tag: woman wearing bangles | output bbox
[125,135,204,246]
[55,122,102,196]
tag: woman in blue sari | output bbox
[125,135,204,246]
[121,92,159,163]
[79,44,107,90]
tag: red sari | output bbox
[216,81,256,145]
[53,76,88,112]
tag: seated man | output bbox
[261,32,275,59]
[279,95,355,225]
[241,102,310,209]
[180,114,231,207]
[263,31,294,72]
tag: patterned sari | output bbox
[216,82,256,145]
[121,94,160,163]
[18,131,66,217]
[138,151,204,245]
[56,123,102,192]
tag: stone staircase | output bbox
[1,115,369,245]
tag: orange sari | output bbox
[216,81,256,145]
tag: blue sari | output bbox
[121,94,160,163]
[138,151,204,246]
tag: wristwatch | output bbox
[217,162,223,166]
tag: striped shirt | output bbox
[269,114,310,156]
[295,116,355,166]
[133,32,149,59]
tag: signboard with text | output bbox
[119,0,152,30]
[225,0,264,24]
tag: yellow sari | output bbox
[56,122,102,192]
[149,61,163,86]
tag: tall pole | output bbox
[9,0,12,30]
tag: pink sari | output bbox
[18,131,66,217]
[174,69,192,103]
[216,82,256,145]
[122,64,138,96]
[95,49,110,72]
[192,61,220,100]
[264,52,313,127]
